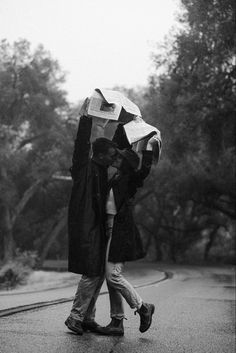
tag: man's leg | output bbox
[65,274,104,334]
[83,275,105,323]
[69,275,103,321]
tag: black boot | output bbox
[97,318,124,336]
[81,320,104,333]
[135,302,155,333]
[65,316,83,335]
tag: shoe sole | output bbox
[83,327,104,334]
[96,327,124,336]
[140,304,155,333]
[97,331,124,336]
[81,323,105,334]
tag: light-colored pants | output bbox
[69,215,142,322]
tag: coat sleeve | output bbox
[70,116,92,180]
[112,124,131,149]
[128,151,153,197]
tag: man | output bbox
[65,112,117,335]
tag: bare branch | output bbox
[11,179,43,226]
[18,133,50,149]
[52,174,71,181]
[38,208,67,266]
[159,224,203,233]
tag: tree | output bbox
[132,0,236,262]
[152,0,235,214]
[0,39,69,261]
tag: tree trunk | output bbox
[144,232,153,254]
[170,232,177,263]
[154,235,163,261]
[2,205,15,262]
[1,179,43,262]
[204,226,219,261]
[160,243,170,261]
[37,208,67,267]
[12,180,42,225]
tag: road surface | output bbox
[0,264,235,353]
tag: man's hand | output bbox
[79,97,90,117]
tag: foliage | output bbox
[0,39,70,261]
[0,250,37,289]
[133,0,236,262]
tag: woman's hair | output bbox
[92,138,117,156]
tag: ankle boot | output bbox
[98,318,124,336]
[135,302,155,333]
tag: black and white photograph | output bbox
[0,0,235,352]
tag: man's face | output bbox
[101,147,118,167]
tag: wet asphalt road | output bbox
[0,265,235,353]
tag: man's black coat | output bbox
[68,116,108,276]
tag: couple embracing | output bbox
[65,107,158,336]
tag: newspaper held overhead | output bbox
[123,117,161,144]
[84,88,162,162]
[87,88,141,123]
[123,117,162,163]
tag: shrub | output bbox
[0,250,38,290]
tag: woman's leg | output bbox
[103,215,155,334]
[106,261,142,310]
[105,215,125,319]
[105,262,155,334]
[106,268,125,319]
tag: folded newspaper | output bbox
[123,117,161,144]
[87,88,141,123]
[123,117,162,162]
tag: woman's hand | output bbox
[146,134,160,151]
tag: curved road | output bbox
[0,264,235,353]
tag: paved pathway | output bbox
[0,264,235,353]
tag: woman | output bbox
[101,125,156,336]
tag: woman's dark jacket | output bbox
[108,125,153,263]
[68,116,108,276]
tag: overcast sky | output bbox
[0,0,181,103]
